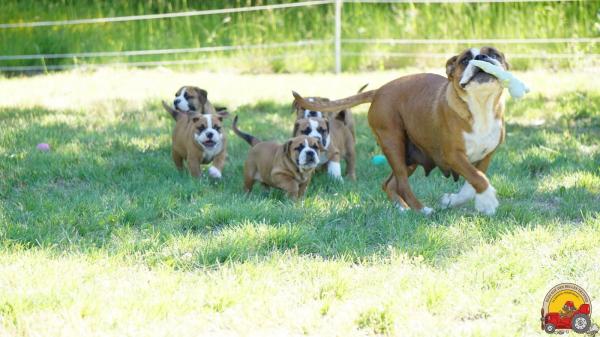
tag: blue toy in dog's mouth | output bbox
[469,59,530,99]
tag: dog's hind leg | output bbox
[243,164,256,193]
[382,164,417,211]
[370,117,429,214]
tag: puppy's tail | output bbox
[232,115,260,146]
[162,100,181,120]
[292,90,375,113]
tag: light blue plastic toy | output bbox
[470,59,530,99]
[371,154,387,166]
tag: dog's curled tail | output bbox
[162,100,181,120]
[232,115,260,146]
[292,90,375,113]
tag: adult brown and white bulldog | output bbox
[293,47,509,215]
[292,117,356,180]
[162,103,229,179]
[233,116,322,199]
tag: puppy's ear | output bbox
[291,100,300,114]
[445,55,458,79]
[292,121,300,136]
[198,89,208,105]
[283,140,292,158]
[336,110,346,122]
[215,107,229,121]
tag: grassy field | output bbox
[0,0,598,72]
[1,67,600,336]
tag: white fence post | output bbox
[334,0,342,74]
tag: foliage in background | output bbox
[0,0,598,72]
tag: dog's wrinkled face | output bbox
[174,86,209,113]
[285,136,322,170]
[293,117,330,149]
[191,114,225,151]
[446,47,510,91]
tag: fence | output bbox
[0,0,597,73]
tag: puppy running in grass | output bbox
[292,117,356,181]
[232,115,323,199]
[162,101,229,179]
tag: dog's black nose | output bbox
[174,99,181,105]
[206,132,214,139]
[474,54,489,61]
[306,150,315,158]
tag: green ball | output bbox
[371,154,387,166]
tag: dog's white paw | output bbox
[395,202,408,213]
[421,207,434,216]
[327,161,343,180]
[208,166,222,179]
[474,185,498,215]
[440,182,476,209]
[440,193,453,209]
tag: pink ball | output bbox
[36,143,50,152]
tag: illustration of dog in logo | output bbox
[541,283,598,334]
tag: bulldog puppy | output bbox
[291,84,367,141]
[232,116,322,199]
[292,117,356,181]
[168,86,226,116]
[294,47,509,215]
[163,104,229,179]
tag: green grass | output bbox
[0,68,599,336]
[0,0,598,72]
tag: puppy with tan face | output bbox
[163,104,229,179]
[294,47,509,215]
[232,116,322,199]
[292,117,356,181]
[170,86,215,114]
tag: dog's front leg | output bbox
[187,153,202,178]
[209,150,226,179]
[272,174,300,200]
[298,176,313,198]
[447,152,498,215]
[441,152,494,209]
[327,148,343,180]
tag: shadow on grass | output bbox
[1,92,599,267]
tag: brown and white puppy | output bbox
[169,86,225,115]
[232,116,322,199]
[291,84,367,141]
[292,117,356,180]
[293,47,509,215]
[163,104,229,179]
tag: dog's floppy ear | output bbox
[197,88,208,105]
[215,107,229,121]
[336,110,346,122]
[283,140,292,158]
[445,55,458,79]
[292,121,300,136]
[291,100,300,114]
